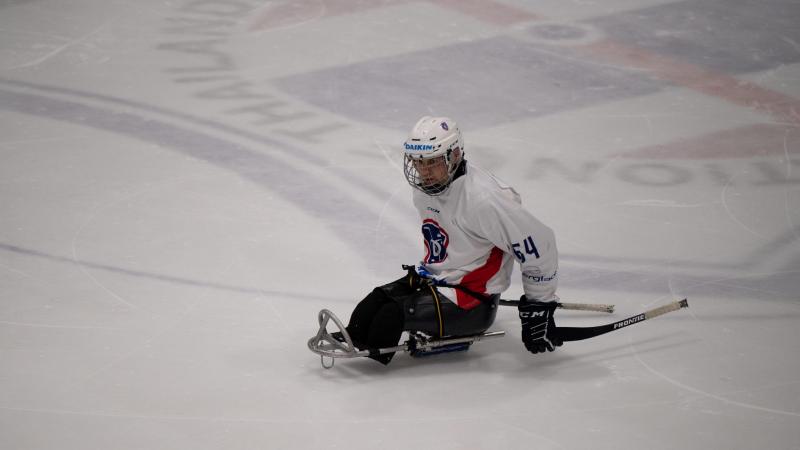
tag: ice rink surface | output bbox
[1,0,799,448]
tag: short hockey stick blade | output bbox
[499,299,615,314]
[557,298,688,342]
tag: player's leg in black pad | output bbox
[365,301,404,365]
[346,287,392,348]
[439,294,499,337]
[346,277,411,352]
[404,291,499,338]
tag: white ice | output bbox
[1,1,799,449]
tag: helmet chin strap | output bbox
[446,147,463,178]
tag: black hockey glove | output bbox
[518,296,563,354]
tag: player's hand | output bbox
[414,264,447,286]
[518,296,562,354]
[402,264,431,289]
[402,264,447,289]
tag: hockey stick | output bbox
[499,299,615,314]
[557,298,689,342]
[400,266,615,314]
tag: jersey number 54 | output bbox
[511,236,540,263]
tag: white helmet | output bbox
[403,116,464,195]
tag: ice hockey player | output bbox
[345,116,562,364]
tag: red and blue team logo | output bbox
[422,219,449,264]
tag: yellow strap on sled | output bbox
[428,286,444,338]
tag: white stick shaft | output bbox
[500,299,615,313]
[559,302,615,313]
[644,298,688,319]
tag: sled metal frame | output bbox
[307,309,505,369]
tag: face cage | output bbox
[403,154,454,196]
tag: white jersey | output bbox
[413,161,558,309]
